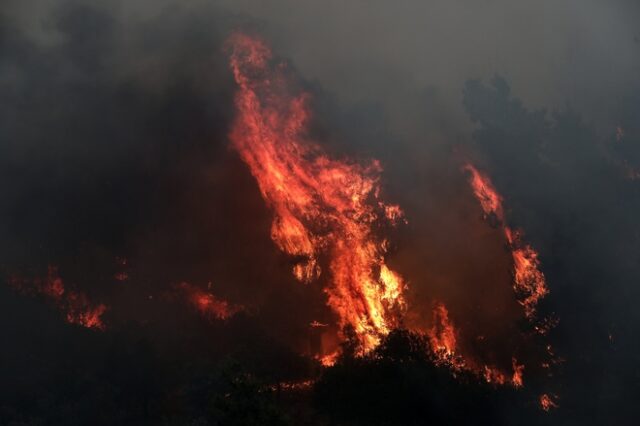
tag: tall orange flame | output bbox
[227,33,405,352]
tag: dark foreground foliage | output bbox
[313,329,544,426]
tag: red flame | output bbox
[178,282,242,320]
[225,33,557,394]
[427,302,458,361]
[426,302,526,387]
[511,357,524,388]
[539,393,559,411]
[64,292,108,329]
[227,33,406,352]
[9,265,107,330]
[463,164,549,321]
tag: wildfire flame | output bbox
[460,164,562,394]
[227,33,406,352]
[9,265,107,330]
[178,282,242,320]
[427,302,458,360]
[463,164,549,320]
[511,357,524,388]
[539,393,559,411]
[427,302,525,387]
[223,33,556,397]
[317,351,339,367]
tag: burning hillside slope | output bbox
[227,33,406,353]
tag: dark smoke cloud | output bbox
[1,1,639,425]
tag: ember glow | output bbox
[511,358,525,388]
[463,164,549,321]
[9,266,107,330]
[540,393,559,411]
[178,282,242,320]
[228,33,406,352]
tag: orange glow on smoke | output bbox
[463,164,549,321]
[9,265,107,330]
[178,282,242,320]
[228,33,406,352]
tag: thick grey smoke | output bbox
[219,0,640,127]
